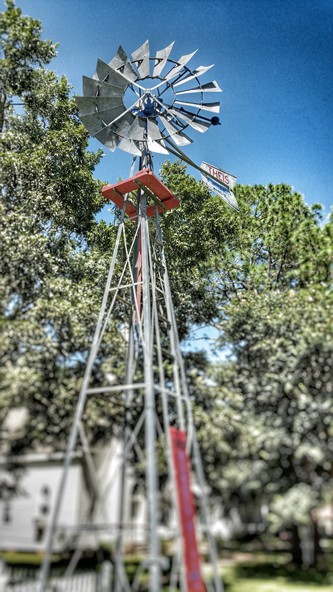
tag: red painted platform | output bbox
[102,168,180,218]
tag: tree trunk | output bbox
[290,524,303,566]
[311,513,322,568]
[0,92,7,133]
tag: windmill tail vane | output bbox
[38,41,234,592]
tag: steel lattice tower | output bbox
[39,41,237,592]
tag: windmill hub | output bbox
[133,92,160,118]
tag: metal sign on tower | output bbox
[39,41,237,592]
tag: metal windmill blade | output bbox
[152,41,174,77]
[131,39,150,78]
[75,41,223,156]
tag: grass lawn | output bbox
[219,552,333,592]
[223,572,333,592]
[2,549,333,591]
[0,551,62,565]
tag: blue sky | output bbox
[14,0,333,218]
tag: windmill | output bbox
[39,41,236,592]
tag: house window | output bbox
[131,499,140,520]
[130,483,141,520]
[2,502,12,524]
[35,521,46,542]
[40,504,50,515]
[39,485,51,517]
[41,485,50,497]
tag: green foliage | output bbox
[159,163,333,558]
[160,161,238,337]
[0,551,61,565]
[208,285,333,508]
[0,1,122,454]
[0,0,56,128]
[268,484,317,530]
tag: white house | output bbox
[0,440,147,553]
[0,409,250,556]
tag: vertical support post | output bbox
[140,191,161,592]
[114,202,140,592]
[113,327,136,592]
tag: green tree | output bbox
[160,161,238,337]
[159,163,333,565]
[214,285,333,565]
[0,0,125,455]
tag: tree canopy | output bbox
[168,174,333,565]
[0,0,112,453]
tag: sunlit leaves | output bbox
[0,1,118,455]
[161,163,333,541]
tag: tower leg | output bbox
[140,195,161,591]
[38,222,125,592]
